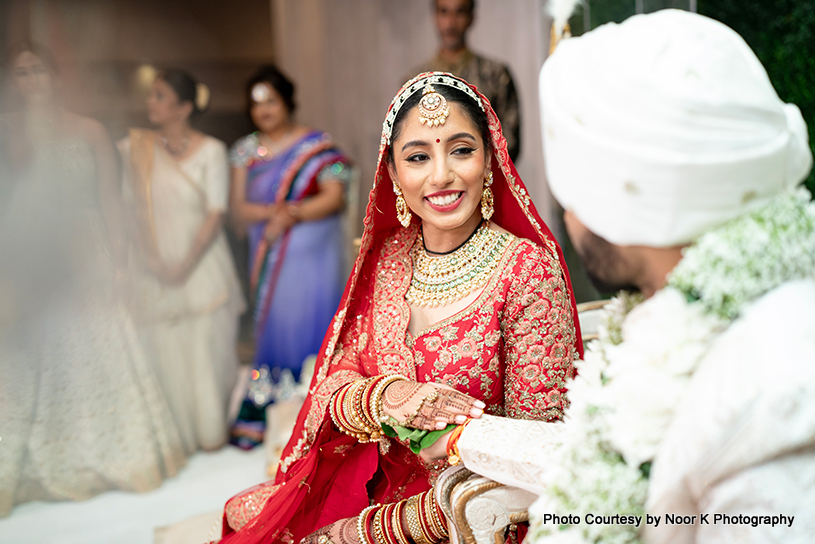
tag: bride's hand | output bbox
[419,428,454,463]
[300,516,358,544]
[382,381,485,431]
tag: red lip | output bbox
[424,191,464,212]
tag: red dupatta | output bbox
[220,73,582,544]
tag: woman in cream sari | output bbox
[118,69,245,453]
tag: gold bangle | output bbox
[426,490,448,539]
[373,507,386,544]
[391,500,409,544]
[405,495,432,544]
[337,385,360,436]
[381,503,399,544]
[333,386,357,437]
[348,380,366,433]
[358,376,379,434]
[371,374,409,424]
[344,381,367,439]
[419,491,443,542]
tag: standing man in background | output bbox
[411,0,521,161]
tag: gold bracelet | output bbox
[334,386,359,437]
[373,506,387,544]
[381,503,399,544]
[359,376,382,435]
[349,380,368,435]
[405,495,432,544]
[338,384,362,437]
[418,491,442,542]
[335,381,372,441]
[371,374,409,424]
[391,500,409,544]
[426,490,448,539]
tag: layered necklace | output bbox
[407,221,514,307]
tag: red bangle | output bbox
[362,505,378,544]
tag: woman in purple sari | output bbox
[229,66,350,449]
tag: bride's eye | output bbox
[406,153,429,163]
[452,146,476,156]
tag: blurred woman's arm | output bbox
[286,179,345,222]
[229,165,274,227]
[160,211,223,285]
[259,178,345,244]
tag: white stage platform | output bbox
[0,445,267,544]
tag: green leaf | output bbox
[381,423,456,454]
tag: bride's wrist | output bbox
[330,375,408,442]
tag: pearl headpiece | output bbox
[418,85,449,127]
[382,72,485,146]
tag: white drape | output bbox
[270,0,555,238]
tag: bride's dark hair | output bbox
[387,84,491,165]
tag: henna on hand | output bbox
[382,381,423,413]
[301,524,332,544]
[339,517,358,544]
[381,380,485,430]
[301,517,360,544]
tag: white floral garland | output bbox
[527,188,815,544]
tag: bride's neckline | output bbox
[406,227,517,339]
[422,219,483,255]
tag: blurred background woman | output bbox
[0,45,185,516]
[229,65,350,450]
[118,69,246,454]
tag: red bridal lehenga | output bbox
[217,73,584,544]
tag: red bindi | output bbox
[436,138,440,143]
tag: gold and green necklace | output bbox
[407,221,513,307]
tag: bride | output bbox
[215,72,582,544]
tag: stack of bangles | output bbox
[357,490,448,544]
[329,375,407,442]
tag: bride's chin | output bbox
[421,210,481,234]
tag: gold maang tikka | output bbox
[418,85,449,127]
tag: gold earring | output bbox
[393,183,412,227]
[481,171,494,221]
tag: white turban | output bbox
[540,9,812,247]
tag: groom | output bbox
[446,9,815,544]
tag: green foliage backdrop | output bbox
[698,1,815,195]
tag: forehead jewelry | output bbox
[418,85,449,127]
[382,72,484,146]
[251,82,270,103]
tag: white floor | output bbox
[0,445,267,544]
